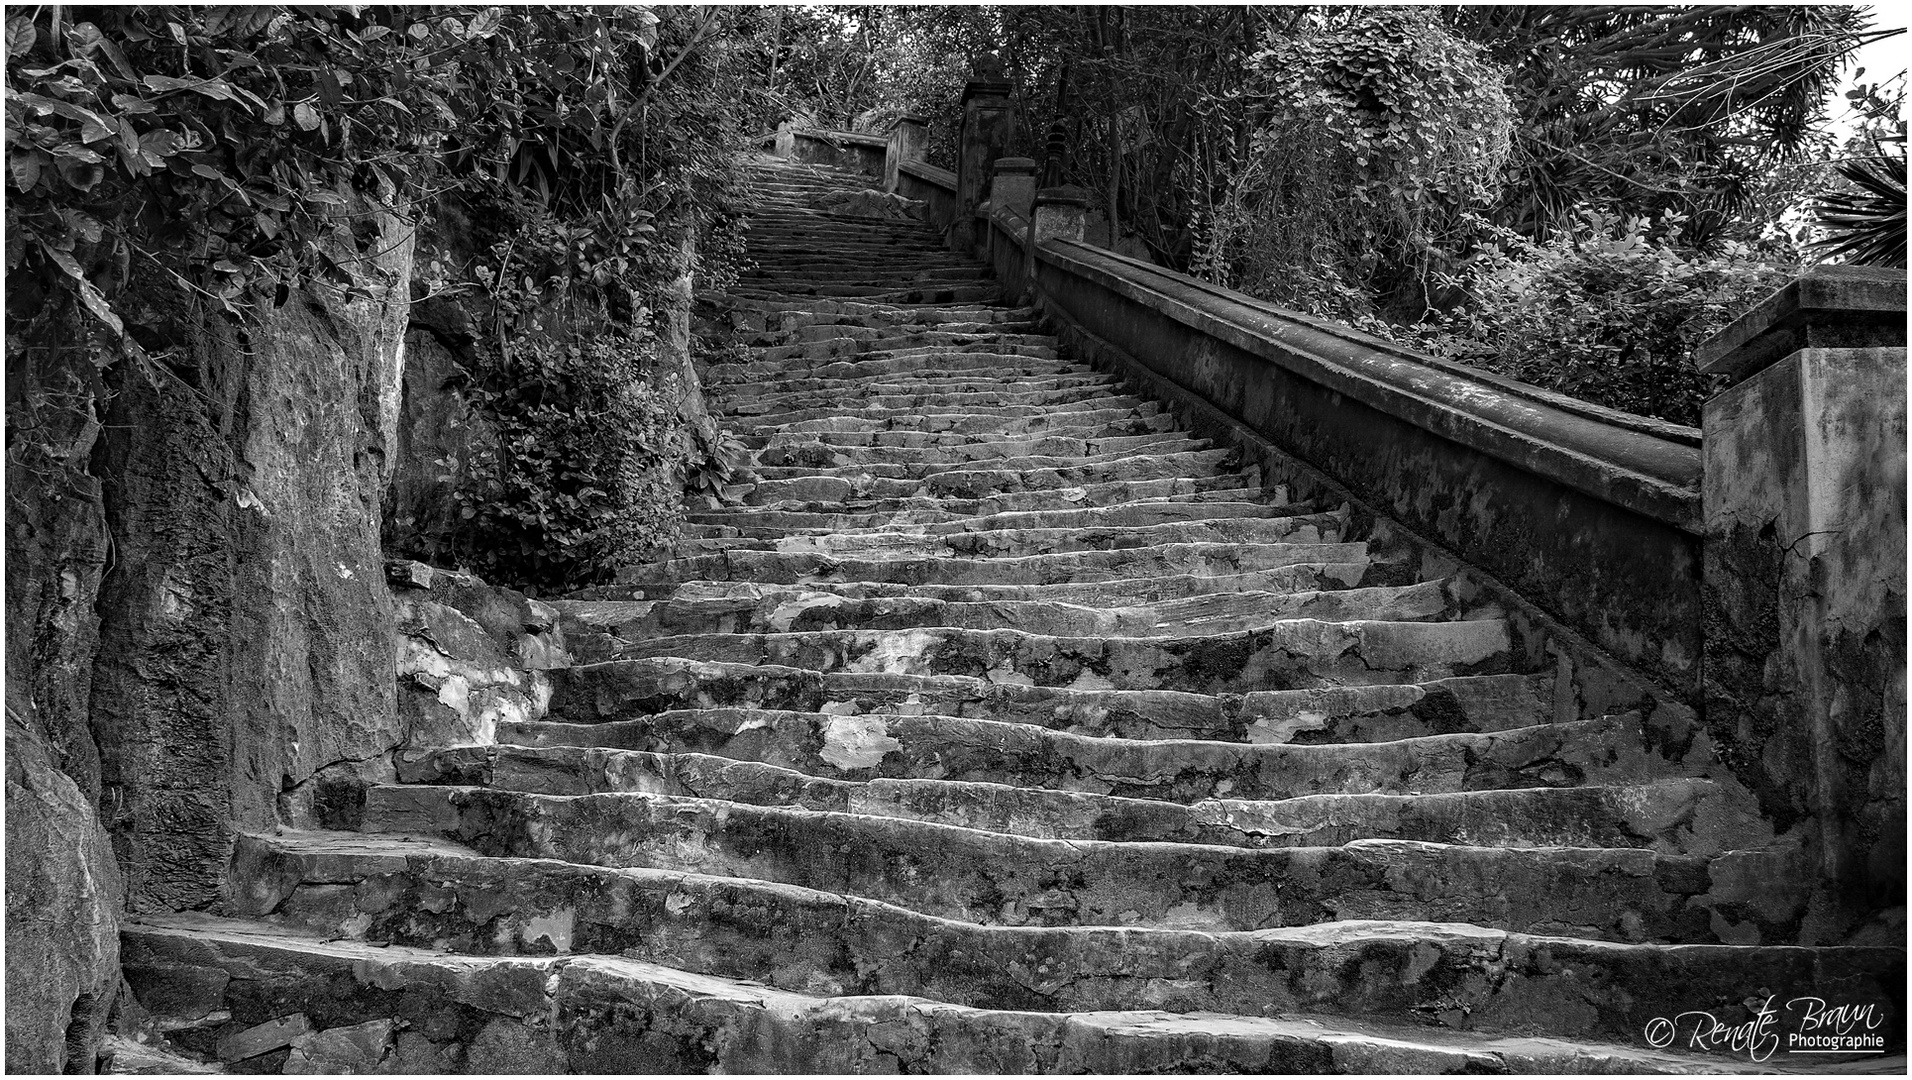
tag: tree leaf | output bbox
[293,100,321,131]
[9,150,42,191]
[6,14,36,58]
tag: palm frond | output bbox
[1811,152,1908,267]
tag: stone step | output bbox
[719,483,1291,524]
[239,837,1815,1011]
[723,339,1062,371]
[125,914,1875,1072]
[741,404,1176,438]
[617,539,1372,589]
[502,701,1677,798]
[743,429,1198,469]
[725,386,1134,423]
[607,617,1516,694]
[372,784,1782,941]
[742,452,1242,504]
[670,511,1344,558]
[434,704,1694,798]
[554,579,1456,641]
[547,658,1556,743]
[400,713,1732,836]
[689,492,1280,533]
[745,448,1251,490]
[728,282,1002,303]
[714,368,1096,401]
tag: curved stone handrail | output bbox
[1040,237,1702,532]
[981,201,1705,694]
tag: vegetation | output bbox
[6,5,763,590]
[756,4,1899,425]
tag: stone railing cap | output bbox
[1697,264,1908,381]
[896,113,931,126]
[962,78,1014,103]
[1035,185,1090,207]
[993,157,1038,173]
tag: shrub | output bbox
[451,331,686,590]
[1194,8,1514,324]
[1410,213,1794,426]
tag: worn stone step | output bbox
[500,702,1689,799]
[669,513,1345,560]
[745,405,1175,438]
[726,387,1139,423]
[554,579,1455,641]
[729,282,1002,303]
[399,716,1733,843]
[238,836,1817,1016]
[687,490,1279,533]
[715,371,1108,404]
[617,539,1370,589]
[743,430,1196,469]
[548,658,1557,743]
[745,449,1251,492]
[741,455,1246,505]
[127,914,1874,1072]
[610,617,1515,694]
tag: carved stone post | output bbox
[987,157,1037,219]
[1696,264,1907,907]
[954,54,1015,251]
[884,113,929,194]
[1032,186,1089,245]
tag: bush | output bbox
[453,331,686,589]
[1410,213,1794,426]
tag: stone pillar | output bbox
[954,56,1015,251]
[988,157,1038,219]
[1032,186,1089,245]
[773,118,796,160]
[1696,264,1907,909]
[884,113,929,194]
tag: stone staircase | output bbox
[118,158,1903,1073]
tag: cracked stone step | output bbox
[743,405,1176,438]
[389,728,1746,851]
[728,390,1163,426]
[714,372,1111,404]
[496,705,1708,803]
[674,510,1347,559]
[743,430,1199,468]
[551,579,1459,641]
[546,658,1559,742]
[744,448,1251,488]
[607,618,1515,694]
[616,540,1374,589]
[687,488,1294,530]
[125,915,1874,1073]
[236,835,1823,1016]
[367,786,1807,962]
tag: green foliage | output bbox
[454,332,685,586]
[1811,73,1907,268]
[1409,213,1793,426]
[1194,8,1513,323]
[1445,6,1874,246]
[7,5,760,592]
[5,7,454,340]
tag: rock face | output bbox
[83,194,414,914]
[117,158,1905,1071]
[5,721,124,1074]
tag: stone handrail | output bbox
[979,198,1706,696]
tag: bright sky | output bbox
[1832,11,1908,138]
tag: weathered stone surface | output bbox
[1701,345,1907,915]
[392,563,570,753]
[5,720,124,1074]
[88,188,414,911]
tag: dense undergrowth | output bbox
[7,5,759,590]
